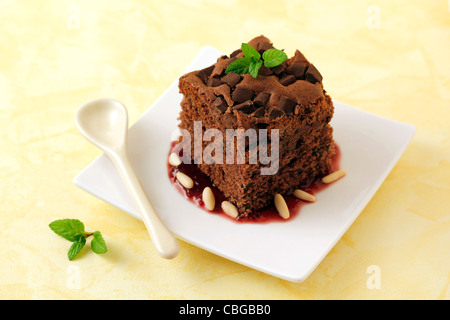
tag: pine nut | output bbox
[169,152,181,166]
[176,172,193,189]
[221,201,238,218]
[293,189,316,202]
[202,187,215,211]
[321,169,346,184]
[274,194,290,219]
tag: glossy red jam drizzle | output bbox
[168,141,341,223]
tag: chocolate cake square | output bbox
[177,35,335,217]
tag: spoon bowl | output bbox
[76,98,128,152]
[76,98,180,259]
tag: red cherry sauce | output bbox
[168,141,341,223]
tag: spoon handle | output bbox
[111,146,180,259]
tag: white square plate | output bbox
[74,46,415,282]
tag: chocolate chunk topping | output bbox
[268,107,285,120]
[228,56,237,64]
[233,101,255,114]
[258,65,273,76]
[232,87,255,103]
[221,72,242,88]
[206,77,223,87]
[211,96,227,113]
[252,107,266,118]
[257,41,273,53]
[230,49,242,58]
[253,92,270,109]
[286,62,308,79]
[271,62,287,75]
[278,96,296,114]
[181,36,327,125]
[197,65,214,82]
[279,74,296,86]
[305,64,323,84]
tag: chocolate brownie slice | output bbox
[177,35,335,217]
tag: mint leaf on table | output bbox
[91,231,107,254]
[49,219,107,260]
[225,43,287,78]
[49,219,86,242]
[68,236,86,261]
[262,48,288,68]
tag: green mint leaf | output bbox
[225,57,251,75]
[50,219,108,260]
[226,43,282,78]
[91,231,107,254]
[248,59,263,78]
[68,236,86,261]
[262,48,287,68]
[241,43,260,60]
[49,219,85,242]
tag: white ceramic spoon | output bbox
[76,98,180,259]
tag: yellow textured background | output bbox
[1,0,449,299]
